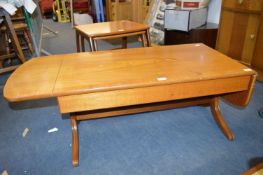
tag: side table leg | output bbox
[140,34,145,47]
[94,40,98,51]
[81,36,85,52]
[70,115,79,167]
[89,37,95,52]
[76,31,80,52]
[121,37,127,49]
[145,29,151,47]
[210,97,234,140]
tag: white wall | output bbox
[207,0,222,24]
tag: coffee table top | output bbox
[4,44,256,102]
[74,20,149,37]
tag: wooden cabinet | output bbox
[223,0,262,11]
[216,0,263,81]
[252,14,263,70]
[105,0,151,23]
[216,0,262,65]
[107,1,133,21]
[164,23,218,48]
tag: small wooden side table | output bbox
[74,20,151,52]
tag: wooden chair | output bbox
[0,8,26,74]
[1,21,34,55]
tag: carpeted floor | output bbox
[0,20,263,175]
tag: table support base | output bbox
[210,97,234,140]
[69,96,233,167]
[70,116,79,167]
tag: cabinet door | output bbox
[252,15,263,70]
[223,0,263,11]
[108,1,133,21]
[216,10,260,65]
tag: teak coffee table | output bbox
[74,20,151,52]
[4,44,256,167]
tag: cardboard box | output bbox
[164,7,208,32]
[176,0,210,10]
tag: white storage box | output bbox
[73,13,93,25]
[164,7,208,32]
[175,0,210,10]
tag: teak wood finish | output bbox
[216,0,263,65]
[105,0,151,23]
[252,12,263,81]
[4,44,257,167]
[216,0,263,81]
[74,20,151,52]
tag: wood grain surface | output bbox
[74,20,149,37]
[4,44,256,102]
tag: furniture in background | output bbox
[1,18,34,56]
[252,12,263,82]
[216,0,263,81]
[72,0,90,13]
[164,23,218,49]
[70,0,92,25]
[74,20,151,52]
[4,44,256,167]
[52,0,71,23]
[0,8,26,74]
[105,0,151,23]
[39,0,54,16]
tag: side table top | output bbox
[74,20,149,37]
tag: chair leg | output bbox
[23,29,34,55]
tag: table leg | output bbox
[94,40,98,51]
[86,37,92,51]
[76,31,80,52]
[81,36,85,52]
[145,29,151,47]
[88,37,95,52]
[210,97,234,140]
[121,37,128,49]
[70,115,79,167]
[140,34,145,47]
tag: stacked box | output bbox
[164,7,208,32]
[175,0,210,10]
